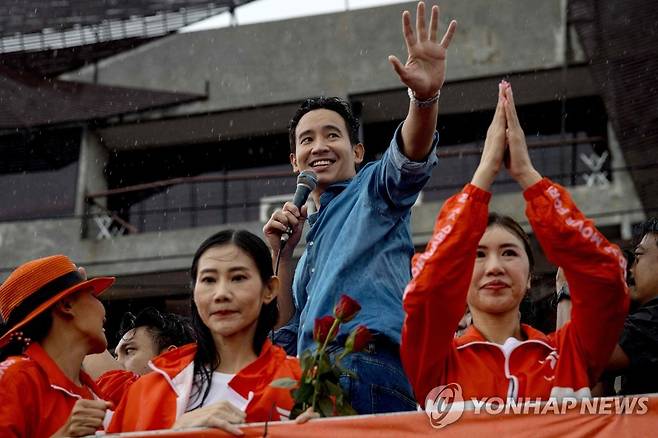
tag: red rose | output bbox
[334,294,361,322]
[314,315,337,344]
[344,325,373,353]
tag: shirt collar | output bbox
[149,340,285,399]
[308,179,351,226]
[456,323,551,347]
[24,343,96,398]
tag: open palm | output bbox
[389,2,457,99]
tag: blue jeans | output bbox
[328,338,416,415]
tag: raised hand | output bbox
[471,82,508,191]
[263,202,308,258]
[388,2,457,99]
[51,399,112,437]
[502,83,542,189]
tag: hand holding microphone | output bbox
[263,170,318,257]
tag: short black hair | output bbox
[638,217,658,246]
[288,96,360,154]
[118,307,194,353]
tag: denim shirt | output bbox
[274,125,439,356]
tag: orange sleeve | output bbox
[96,369,140,407]
[524,178,629,383]
[0,359,35,437]
[401,184,491,405]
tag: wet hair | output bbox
[638,217,658,245]
[288,96,360,153]
[487,213,535,275]
[118,307,194,353]
[187,229,278,409]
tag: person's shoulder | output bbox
[268,344,301,371]
[150,342,197,369]
[119,367,166,399]
[97,368,140,387]
[628,298,658,323]
[0,355,41,385]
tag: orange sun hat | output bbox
[0,255,115,348]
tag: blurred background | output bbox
[0,0,656,341]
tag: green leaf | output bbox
[318,397,335,417]
[326,380,342,397]
[290,403,306,420]
[335,400,358,416]
[318,354,331,374]
[293,382,314,404]
[270,377,299,389]
[302,367,316,384]
[301,349,314,370]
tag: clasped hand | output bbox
[472,81,542,191]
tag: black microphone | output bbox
[280,170,317,247]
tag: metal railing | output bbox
[81,135,625,239]
[0,4,228,54]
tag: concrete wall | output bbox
[4,0,642,290]
[64,0,570,118]
[75,129,109,214]
[0,218,264,281]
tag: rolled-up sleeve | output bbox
[377,123,439,211]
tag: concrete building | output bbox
[1,0,655,334]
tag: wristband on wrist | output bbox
[556,284,571,303]
[408,88,440,108]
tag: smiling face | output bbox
[290,109,364,193]
[632,233,658,305]
[193,244,276,344]
[467,225,532,317]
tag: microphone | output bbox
[280,170,317,247]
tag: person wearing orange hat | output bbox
[0,255,115,438]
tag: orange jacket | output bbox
[96,369,140,407]
[0,343,106,438]
[402,178,629,405]
[108,340,301,432]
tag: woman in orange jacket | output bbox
[401,81,629,407]
[108,230,301,434]
[0,255,115,437]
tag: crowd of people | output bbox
[0,2,656,437]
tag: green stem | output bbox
[311,318,341,411]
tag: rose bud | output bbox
[334,294,361,322]
[344,325,373,353]
[313,315,337,344]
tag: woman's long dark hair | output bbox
[187,229,279,409]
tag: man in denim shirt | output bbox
[263,2,457,414]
